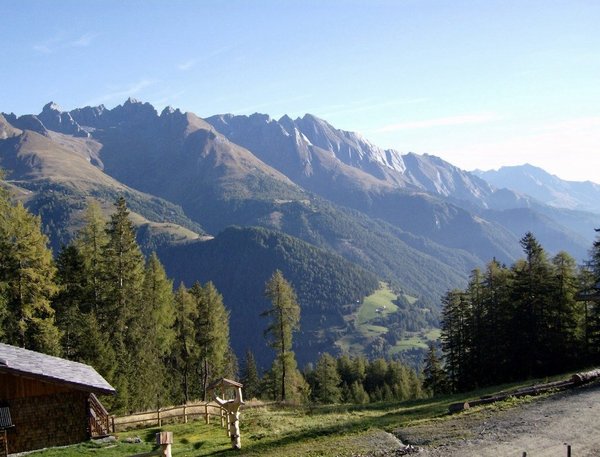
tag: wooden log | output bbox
[571,369,600,384]
[448,379,576,413]
[156,431,173,457]
[448,402,470,413]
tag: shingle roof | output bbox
[0,343,115,395]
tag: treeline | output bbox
[242,352,424,404]
[438,231,600,393]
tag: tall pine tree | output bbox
[263,270,302,402]
[0,199,61,355]
[191,281,232,400]
[101,196,146,411]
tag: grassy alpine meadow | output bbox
[25,377,568,457]
[338,283,439,356]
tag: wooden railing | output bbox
[112,401,227,433]
[88,393,111,437]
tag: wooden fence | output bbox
[111,401,228,433]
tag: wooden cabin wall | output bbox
[0,374,90,454]
[0,373,72,399]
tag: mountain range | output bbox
[1,99,598,367]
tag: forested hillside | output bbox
[157,226,379,367]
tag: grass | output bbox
[336,283,441,356]
[26,376,569,457]
[356,283,399,326]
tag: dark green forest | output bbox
[157,225,379,368]
[437,231,600,393]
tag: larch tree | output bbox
[312,353,342,404]
[0,199,61,355]
[101,196,146,411]
[74,200,109,314]
[128,252,176,410]
[171,283,198,404]
[191,281,231,401]
[263,270,301,402]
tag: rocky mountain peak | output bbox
[42,101,62,113]
[0,113,23,139]
[38,101,88,137]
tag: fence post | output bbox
[157,395,162,427]
[111,416,115,433]
[183,404,187,424]
[205,404,209,424]
[220,408,225,427]
[567,444,571,457]
[522,452,527,457]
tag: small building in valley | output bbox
[0,343,115,454]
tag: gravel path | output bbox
[395,382,600,457]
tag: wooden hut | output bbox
[0,343,115,454]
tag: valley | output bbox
[1,100,600,369]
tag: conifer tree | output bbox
[313,353,342,404]
[74,200,109,314]
[54,245,88,359]
[128,253,176,410]
[171,283,198,404]
[241,349,261,400]
[511,232,552,378]
[101,196,146,411]
[480,259,513,384]
[422,343,447,396]
[547,251,580,371]
[190,281,232,400]
[263,270,301,402]
[0,200,61,354]
[440,289,469,391]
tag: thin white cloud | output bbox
[85,79,157,106]
[33,32,99,53]
[374,113,500,133]
[177,45,237,72]
[71,32,98,48]
[178,59,197,71]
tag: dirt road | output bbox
[396,382,600,457]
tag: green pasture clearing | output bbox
[356,283,399,325]
[402,293,418,305]
[336,283,442,356]
[391,329,442,354]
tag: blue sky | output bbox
[3,0,600,182]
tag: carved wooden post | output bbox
[208,378,245,449]
[215,385,244,449]
[156,432,173,457]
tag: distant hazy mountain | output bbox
[475,164,600,214]
[206,113,527,262]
